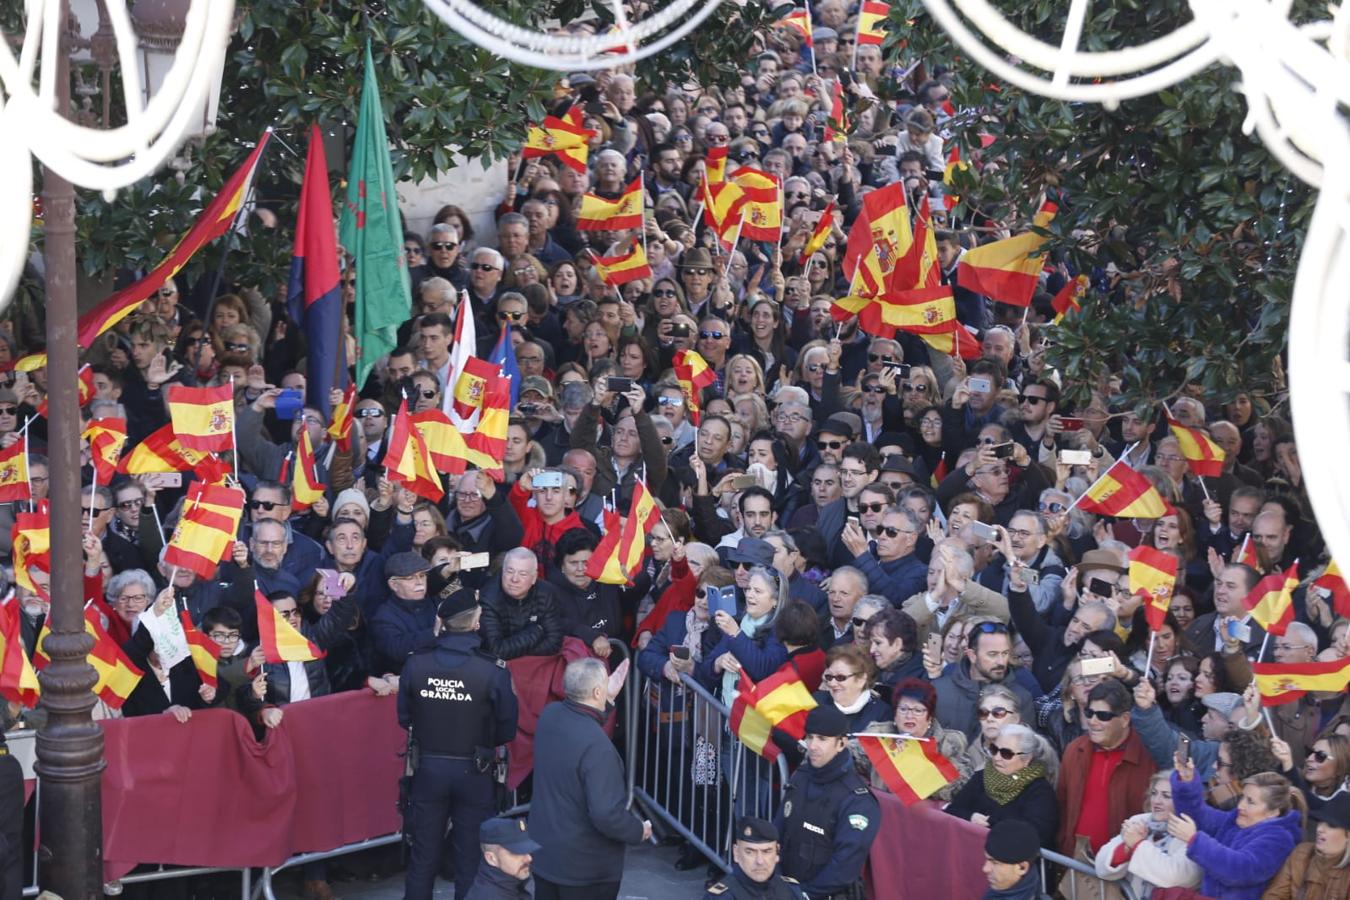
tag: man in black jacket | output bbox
[548,531,646,658]
[0,730,21,900]
[479,548,564,660]
[528,658,650,900]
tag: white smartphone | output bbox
[459,551,491,571]
[1080,656,1116,677]
[1059,449,1092,466]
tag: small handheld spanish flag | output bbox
[956,201,1057,308]
[523,105,594,175]
[1243,562,1299,637]
[857,733,960,806]
[798,200,836,267]
[1051,274,1088,324]
[730,670,817,761]
[83,416,128,483]
[0,598,40,708]
[0,437,30,503]
[181,609,222,689]
[255,590,325,663]
[576,177,644,232]
[1129,544,1178,631]
[590,244,653,287]
[1075,460,1168,519]
[168,383,236,453]
[386,400,444,502]
[326,382,356,453]
[289,428,326,513]
[672,351,716,426]
[1253,656,1350,706]
[1314,561,1350,619]
[1164,411,1226,478]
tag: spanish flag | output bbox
[731,168,783,243]
[118,423,206,474]
[858,734,960,806]
[612,479,661,584]
[1129,544,1178,631]
[255,590,325,663]
[0,437,30,503]
[956,201,1057,307]
[387,400,444,502]
[1051,274,1088,323]
[1243,562,1299,637]
[585,507,629,585]
[921,324,982,360]
[1253,656,1350,706]
[1075,460,1168,519]
[1315,561,1350,619]
[181,609,222,689]
[798,200,836,266]
[843,182,912,295]
[33,608,144,709]
[0,599,40,708]
[672,350,717,426]
[856,0,889,45]
[288,428,326,513]
[36,365,95,417]
[704,145,728,185]
[466,371,511,479]
[591,243,653,287]
[12,508,49,596]
[165,503,240,580]
[1164,412,1226,478]
[83,416,128,483]
[326,383,356,453]
[168,383,236,453]
[776,7,813,46]
[942,145,967,211]
[702,179,747,251]
[523,105,595,174]
[186,481,247,522]
[730,670,817,761]
[577,177,644,231]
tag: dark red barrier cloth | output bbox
[100,690,403,881]
[504,638,614,790]
[865,791,989,900]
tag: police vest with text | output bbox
[408,652,500,758]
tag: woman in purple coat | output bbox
[1168,753,1306,900]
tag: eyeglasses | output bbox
[1083,708,1123,722]
[455,490,483,500]
[706,134,730,145]
[817,440,845,450]
[82,506,110,516]
[356,408,384,418]
[862,385,886,394]
[776,413,809,425]
[429,241,458,252]
[822,672,860,683]
[157,287,177,298]
[1309,749,1332,763]
[988,744,1026,761]
[225,342,251,353]
[699,330,725,340]
[733,561,755,570]
[919,418,941,429]
[658,396,683,407]
[977,706,1013,721]
[804,363,824,373]
[416,389,437,400]
[116,593,150,604]
[470,263,499,272]
[661,436,673,445]
[405,244,425,256]
[208,630,241,642]
[858,502,886,513]
[896,705,929,717]
[0,406,18,415]
[340,279,356,288]
[190,337,211,346]
[653,289,678,298]
[902,383,928,393]
[838,467,867,478]
[249,500,282,511]
[1019,395,1048,405]
[498,310,526,321]
[117,498,144,510]
[1038,501,1067,514]
[684,268,712,277]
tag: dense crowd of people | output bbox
[2,3,1345,899]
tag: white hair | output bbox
[563,657,608,702]
[1284,621,1319,651]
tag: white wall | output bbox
[397,153,509,248]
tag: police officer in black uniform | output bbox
[398,569,519,900]
[463,816,541,900]
[773,706,879,900]
[704,817,804,899]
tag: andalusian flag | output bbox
[339,42,410,388]
[857,0,889,44]
[591,244,653,286]
[1315,561,1350,619]
[843,183,912,295]
[672,351,717,426]
[118,423,206,474]
[168,383,235,453]
[327,382,356,453]
[798,200,836,266]
[1253,656,1350,706]
[289,428,326,513]
[11,508,49,596]
[83,416,128,483]
[777,7,813,46]
[730,670,817,761]
[1129,545,1178,631]
[1243,562,1299,636]
[181,609,222,689]
[857,734,959,805]
[1051,274,1088,323]
[523,104,595,174]
[35,608,145,709]
[255,590,325,663]
[1165,412,1226,478]
[586,507,629,585]
[730,168,783,243]
[386,401,444,502]
[0,437,30,503]
[957,201,1058,307]
[704,145,728,185]
[577,177,644,231]
[1075,460,1168,518]
[0,600,40,708]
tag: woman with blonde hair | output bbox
[1094,770,1204,897]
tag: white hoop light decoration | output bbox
[0,0,236,306]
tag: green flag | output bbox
[339,41,410,386]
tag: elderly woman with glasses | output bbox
[862,678,971,802]
[947,723,1059,846]
[964,684,1026,772]
[118,577,219,720]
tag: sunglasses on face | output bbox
[977,706,1013,721]
[356,408,384,418]
[1309,749,1332,763]
[876,525,911,538]
[430,241,459,252]
[225,342,251,353]
[804,363,824,373]
[117,498,144,510]
[341,279,356,288]
[1083,708,1123,722]
[416,389,437,400]
[816,440,845,450]
[1019,395,1047,405]
[0,406,17,416]
[867,354,896,364]
[857,502,887,514]
[405,245,425,256]
[862,385,886,394]
[988,744,1025,760]
[498,310,525,321]
[470,263,499,272]
[653,289,678,298]
[1038,501,1067,514]
[249,500,282,511]
[902,383,928,393]
[699,330,725,340]
[822,672,859,683]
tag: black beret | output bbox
[985,819,1041,865]
[804,705,849,738]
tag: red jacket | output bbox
[632,557,696,646]
[1055,727,1157,856]
[509,482,586,574]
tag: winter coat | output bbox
[479,580,564,660]
[933,658,1037,742]
[945,767,1059,849]
[1093,813,1204,898]
[1261,841,1350,900]
[1056,729,1158,856]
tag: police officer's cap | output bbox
[985,819,1041,865]
[436,587,480,620]
[734,816,778,844]
[479,816,542,854]
[385,551,432,579]
[804,705,849,738]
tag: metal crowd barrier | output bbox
[1039,847,1141,900]
[625,665,789,873]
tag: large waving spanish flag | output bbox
[35,608,145,709]
[118,423,205,474]
[387,401,444,502]
[591,243,652,286]
[1075,460,1168,518]
[730,669,817,761]
[0,599,40,708]
[83,416,128,483]
[255,590,325,663]
[1253,656,1350,706]
[1129,544,1178,631]
[577,177,644,231]
[730,168,783,243]
[1243,562,1299,636]
[843,182,913,295]
[956,201,1057,307]
[168,383,235,453]
[164,486,244,580]
[1164,412,1226,478]
[859,734,959,805]
[523,105,595,174]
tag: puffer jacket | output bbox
[1261,841,1350,900]
[479,580,564,660]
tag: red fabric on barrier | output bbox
[865,791,988,900]
[100,690,402,881]
[505,637,592,790]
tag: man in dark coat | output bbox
[527,657,650,900]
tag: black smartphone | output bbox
[671,323,690,338]
[991,442,1015,459]
[1177,734,1192,765]
[672,646,691,660]
[518,403,540,416]
[1088,577,1116,598]
[607,376,633,393]
[884,362,912,378]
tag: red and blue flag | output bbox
[488,323,521,409]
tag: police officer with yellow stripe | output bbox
[399,569,518,900]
